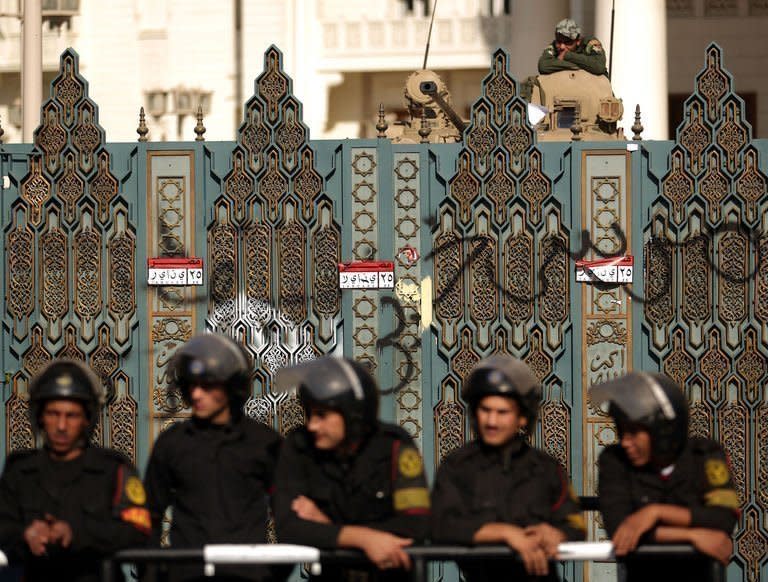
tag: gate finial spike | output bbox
[376,104,388,138]
[632,104,644,141]
[570,119,583,141]
[194,105,206,142]
[137,107,149,142]
[0,115,4,143]
[419,110,431,143]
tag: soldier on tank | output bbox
[431,355,585,581]
[144,333,285,582]
[0,359,150,582]
[272,356,430,582]
[538,18,607,76]
[592,372,739,581]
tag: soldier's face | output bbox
[41,399,89,459]
[306,406,346,450]
[620,425,652,467]
[189,385,231,425]
[475,395,527,447]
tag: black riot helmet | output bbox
[589,372,689,467]
[463,354,542,426]
[170,333,252,416]
[275,356,379,444]
[28,359,104,436]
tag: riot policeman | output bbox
[592,372,738,581]
[273,356,430,581]
[0,359,150,582]
[431,355,585,581]
[143,333,284,581]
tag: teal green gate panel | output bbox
[2,43,767,582]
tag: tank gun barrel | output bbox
[419,80,467,134]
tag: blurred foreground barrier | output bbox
[102,542,725,582]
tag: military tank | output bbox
[523,69,624,141]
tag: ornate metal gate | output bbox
[1,44,767,582]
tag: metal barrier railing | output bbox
[101,542,726,582]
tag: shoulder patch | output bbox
[704,488,740,509]
[586,39,603,54]
[544,45,555,57]
[398,447,423,479]
[705,459,731,487]
[125,476,147,505]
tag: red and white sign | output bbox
[148,257,204,286]
[575,255,633,284]
[338,261,395,289]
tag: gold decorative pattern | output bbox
[469,235,497,325]
[56,153,85,223]
[699,329,728,402]
[519,151,549,225]
[244,222,272,327]
[40,225,68,323]
[735,328,766,404]
[719,401,747,504]
[698,151,728,222]
[663,329,695,387]
[503,226,533,327]
[661,149,694,224]
[718,230,747,325]
[736,508,767,582]
[7,219,35,331]
[20,157,51,227]
[74,225,102,321]
[678,100,710,176]
[681,233,710,324]
[697,46,730,123]
[434,378,465,464]
[758,404,768,510]
[541,389,569,473]
[538,232,569,329]
[736,148,767,223]
[6,389,33,453]
[278,220,307,327]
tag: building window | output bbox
[704,0,739,16]
[42,0,80,15]
[667,0,695,17]
[401,0,430,17]
[489,0,512,15]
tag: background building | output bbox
[0,1,766,141]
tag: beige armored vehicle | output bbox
[383,68,624,143]
[524,69,624,141]
[386,69,465,144]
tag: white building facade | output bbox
[0,0,766,143]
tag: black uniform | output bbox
[0,446,150,582]
[431,438,585,582]
[144,416,283,581]
[273,421,430,582]
[599,437,739,581]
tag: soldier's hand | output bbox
[688,529,733,564]
[23,520,51,556]
[506,525,549,576]
[612,505,659,556]
[46,514,74,548]
[525,523,566,557]
[359,529,413,571]
[291,495,331,524]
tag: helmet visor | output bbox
[589,373,677,423]
[274,357,366,403]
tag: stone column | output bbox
[22,0,42,143]
[595,0,668,139]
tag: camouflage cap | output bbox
[555,18,581,40]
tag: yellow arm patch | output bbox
[704,488,740,509]
[705,459,731,487]
[394,487,430,512]
[398,448,424,479]
[125,476,147,505]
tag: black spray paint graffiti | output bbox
[372,217,765,394]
